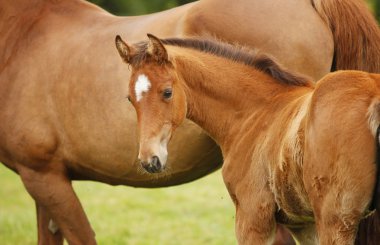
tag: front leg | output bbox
[36,204,63,245]
[223,163,276,245]
[16,161,96,245]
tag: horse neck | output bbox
[173,49,310,151]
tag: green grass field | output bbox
[0,164,236,245]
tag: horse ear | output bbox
[147,33,168,63]
[115,35,133,64]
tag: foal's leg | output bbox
[305,157,374,244]
[36,204,63,245]
[233,188,276,244]
[314,191,363,245]
[287,224,318,245]
[273,225,296,245]
[17,162,96,245]
[223,166,276,244]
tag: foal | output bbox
[115,34,380,244]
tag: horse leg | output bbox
[307,173,369,245]
[314,191,364,245]
[273,225,296,245]
[16,162,96,245]
[223,165,276,245]
[36,204,63,245]
[233,190,276,245]
[287,224,318,245]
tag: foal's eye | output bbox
[127,95,131,102]
[163,89,172,99]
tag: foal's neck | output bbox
[174,49,312,152]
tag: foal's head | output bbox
[115,34,187,173]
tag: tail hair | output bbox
[312,0,380,72]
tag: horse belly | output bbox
[61,119,222,187]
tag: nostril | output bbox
[151,155,161,169]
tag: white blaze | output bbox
[135,74,151,102]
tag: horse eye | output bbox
[127,95,131,102]
[163,89,172,99]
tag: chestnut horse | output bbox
[1,0,380,244]
[117,34,380,244]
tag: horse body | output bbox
[0,0,337,186]
[120,36,380,244]
[0,0,222,187]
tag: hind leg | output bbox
[314,191,363,245]
[16,162,96,245]
[36,204,63,245]
[288,224,318,245]
[273,225,296,245]
[308,172,373,245]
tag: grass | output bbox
[0,164,236,245]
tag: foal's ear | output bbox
[147,33,168,63]
[115,35,133,64]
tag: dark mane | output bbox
[132,38,311,87]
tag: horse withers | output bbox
[116,34,380,244]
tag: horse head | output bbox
[115,34,187,173]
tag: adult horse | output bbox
[117,34,380,244]
[0,0,379,244]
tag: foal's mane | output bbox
[132,38,311,87]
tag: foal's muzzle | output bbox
[141,156,163,173]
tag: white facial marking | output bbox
[135,74,151,102]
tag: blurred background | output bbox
[89,0,380,21]
[88,0,195,15]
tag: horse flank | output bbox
[131,38,312,87]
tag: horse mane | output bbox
[132,38,311,87]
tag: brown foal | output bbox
[116,35,380,244]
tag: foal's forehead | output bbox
[132,64,173,83]
[131,68,173,102]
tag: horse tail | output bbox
[354,100,380,244]
[312,0,380,72]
